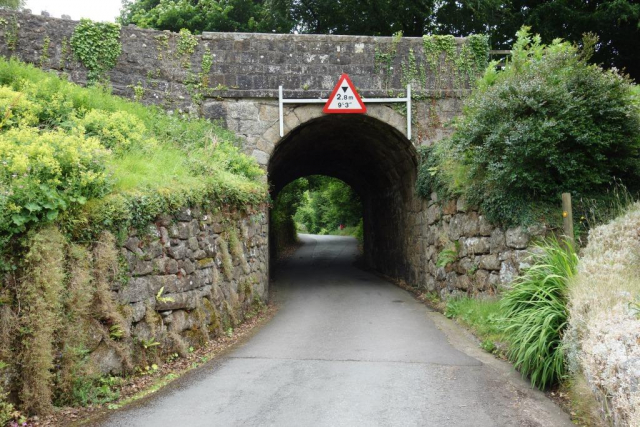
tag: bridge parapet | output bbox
[0,10,485,152]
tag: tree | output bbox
[434,1,640,81]
[119,0,292,33]
[0,0,24,9]
[267,0,436,36]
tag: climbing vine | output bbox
[39,36,50,68]
[59,37,70,68]
[177,28,198,68]
[70,19,122,85]
[374,33,489,96]
[2,16,19,52]
[374,31,402,89]
[422,35,456,89]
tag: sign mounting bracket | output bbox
[278,84,412,140]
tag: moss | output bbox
[218,237,233,281]
[228,229,250,274]
[191,305,209,344]
[167,331,188,358]
[223,300,238,327]
[18,226,66,415]
[92,232,130,338]
[202,298,221,337]
[56,244,94,405]
[197,257,214,267]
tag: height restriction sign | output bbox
[323,73,367,114]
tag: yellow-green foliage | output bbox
[18,226,65,415]
[0,86,39,127]
[0,127,110,235]
[0,58,267,244]
[74,109,153,153]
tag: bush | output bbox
[500,237,578,389]
[74,109,152,153]
[0,58,267,243]
[419,28,640,227]
[0,127,110,235]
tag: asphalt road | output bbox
[97,234,572,427]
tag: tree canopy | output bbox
[119,0,640,81]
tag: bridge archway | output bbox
[268,109,419,278]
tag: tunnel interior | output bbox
[269,113,419,279]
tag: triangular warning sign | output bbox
[323,73,366,114]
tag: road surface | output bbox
[97,234,572,427]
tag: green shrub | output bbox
[419,27,640,227]
[0,86,40,128]
[0,127,110,235]
[75,109,152,153]
[500,237,578,389]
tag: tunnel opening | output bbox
[271,175,364,258]
[268,113,419,281]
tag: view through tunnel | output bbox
[268,113,419,280]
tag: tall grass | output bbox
[500,237,578,389]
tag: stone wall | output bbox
[92,205,269,374]
[407,194,545,298]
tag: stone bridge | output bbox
[0,11,540,297]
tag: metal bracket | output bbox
[278,85,412,140]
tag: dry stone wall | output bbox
[406,193,545,298]
[92,205,269,374]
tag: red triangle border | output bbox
[323,73,367,114]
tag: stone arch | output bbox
[254,104,410,164]
[267,111,419,279]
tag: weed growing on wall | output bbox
[55,244,94,405]
[218,237,233,281]
[70,19,122,84]
[18,226,66,415]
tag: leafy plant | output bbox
[500,237,578,389]
[139,338,160,350]
[155,286,174,304]
[418,28,640,227]
[0,58,267,244]
[436,242,459,268]
[71,375,121,407]
[70,19,122,84]
[109,324,124,340]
